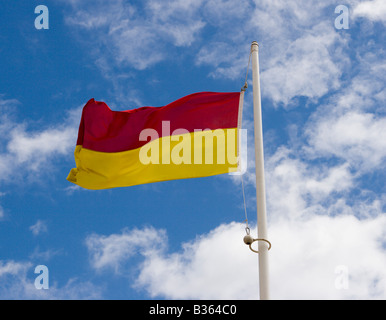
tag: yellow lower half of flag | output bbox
[67,128,239,190]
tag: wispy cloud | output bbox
[0,192,5,219]
[194,1,350,107]
[353,0,386,24]
[65,0,206,71]
[0,260,102,299]
[304,54,386,172]
[265,147,354,221]
[84,214,386,299]
[29,220,48,236]
[63,0,384,110]
[0,95,79,184]
[85,226,167,274]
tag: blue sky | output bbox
[0,0,385,299]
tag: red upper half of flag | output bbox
[76,91,241,153]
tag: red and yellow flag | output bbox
[67,92,243,190]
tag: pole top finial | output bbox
[251,41,259,53]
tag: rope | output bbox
[241,174,249,233]
[241,51,252,92]
[240,50,251,233]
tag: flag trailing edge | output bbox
[67,91,244,190]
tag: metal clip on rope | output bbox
[243,227,271,254]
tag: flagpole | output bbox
[251,41,270,300]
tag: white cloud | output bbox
[7,126,74,168]
[0,96,79,184]
[145,0,206,47]
[266,147,354,221]
[63,0,358,108]
[306,111,386,170]
[0,96,80,226]
[203,0,252,25]
[193,1,349,107]
[0,260,102,299]
[269,212,386,299]
[260,22,343,107]
[85,212,386,299]
[353,0,386,23]
[135,222,257,299]
[29,247,63,262]
[303,54,386,172]
[0,192,4,219]
[0,260,30,278]
[85,226,167,273]
[195,42,251,80]
[65,0,206,71]
[29,220,48,236]
[65,1,162,71]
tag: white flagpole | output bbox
[251,41,270,300]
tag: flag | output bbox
[67,91,244,190]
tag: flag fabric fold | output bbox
[67,91,243,190]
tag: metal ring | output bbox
[248,238,271,254]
